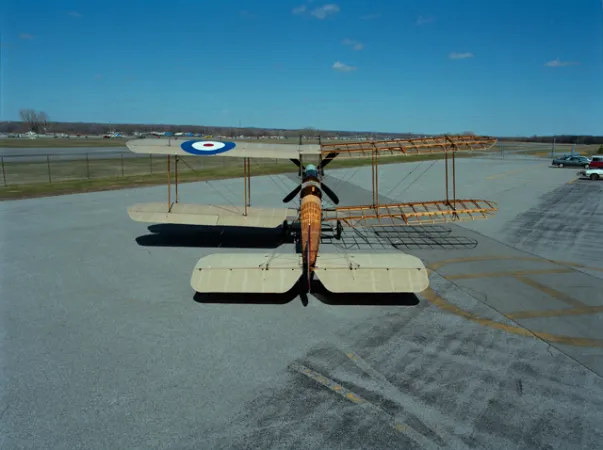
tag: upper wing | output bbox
[324,199,498,227]
[319,135,497,160]
[126,138,320,160]
[126,134,494,161]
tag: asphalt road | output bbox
[1,158,602,449]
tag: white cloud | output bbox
[292,5,307,14]
[67,11,82,18]
[342,38,363,50]
[311,4,340,19]
[333,61,356,72]
[449,52,474,59]
[18,33,34,40]
[417,15,434,25]
[544,58,579,67]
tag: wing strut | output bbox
[165,154,181,212]
[444,136,457,213]
[175,155,179,204]
[371,146,380,211]
[243,157,251,216]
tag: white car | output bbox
[577,168,603,180]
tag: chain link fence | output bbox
[0,151,291,186]
[0,143,588,187]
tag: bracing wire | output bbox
[383,160,425,198]
[248,158,296,194]
[387,159,438,199]
[178,157,241,212]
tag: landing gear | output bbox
[335,220,343,240]
[281,220,291,240]
[289,219,343,251]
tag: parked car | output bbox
[552,155,591,168]
[587,155,603,169]
[577,168,603,180]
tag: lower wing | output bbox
[324,199,498,227]
[128,203,298,228]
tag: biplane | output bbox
[125,135,499,295]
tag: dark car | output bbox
[552,155,591,168]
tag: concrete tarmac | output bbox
[1,157,602,449]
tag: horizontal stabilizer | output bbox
[128,203,297,228]
[191,253,302,293]
[314,252,429,293]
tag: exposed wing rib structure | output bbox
[325,199,498,227]
[319,135,497,160]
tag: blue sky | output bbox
[1,0,602,136]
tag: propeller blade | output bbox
[290,159,305,177]
[321,182,340,205]
[283,185,302,203]
[318,152,339,170]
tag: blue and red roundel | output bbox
[180,140,236,155]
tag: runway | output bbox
[0,145,131,162]
[1,157,602,449]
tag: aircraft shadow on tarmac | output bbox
[135,224,291,249]
[331,225,479,250]
[193,279,420,307]
[135,223,478,250]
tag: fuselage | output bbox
[299,170,322,270]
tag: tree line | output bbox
[2,109,602,144]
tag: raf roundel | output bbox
[180,140,237,156]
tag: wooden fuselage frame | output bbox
[299,174,322,270]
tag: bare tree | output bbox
[19,109,49,133]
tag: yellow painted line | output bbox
[290,362,367,403]
[425,256,603,347]
[446,267,573,280]
[422,288,603,348]
[344,351,474,449]
[288,362,438,448]
[485,163,548,180]
[552,260,603,273]
[568,178,578,184]
[507,305,603,320]
[514,275,585,307]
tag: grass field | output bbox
[0,152,475,200]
